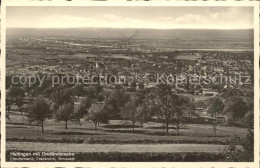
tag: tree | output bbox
[138,83,145,90]
[121,96,141,133]
[185,97,196,119]
[86,103,108,130]
[71,84,85,102]
[155,84,181,136]
[207,97,224,118]
[130,80,137,89]
[134,89,154,126]
[94,84,103,97]
[151,84,189,136]
[6,75,13,90]
[6,86,25,115]
[137,98,152,127]
[220,88,242,100]
[195,100,207,109]
[50,88,74,118]
[51,87,73,106]
[104,89,130,119]
[129,80,137,92]
[144,90,165,130]
[24,73,51,97]
[86,84,103,100]
[27,98,52,133]
[173,95,188,136]
[223,129,253,161]
[8,86,25,98]
[6,95,13,114]
[15,97,24,115]
[154,84,174,136]
[55,103,74,130]
[146,92,160,120]
[224,98,248,124]
[73,97,93,124]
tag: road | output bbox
[7,142,240,153]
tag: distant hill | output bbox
[7,28,253,41]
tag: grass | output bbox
[6,125,232,145]
[6,112,247,145]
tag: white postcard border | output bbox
[1,1,259,168]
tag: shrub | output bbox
[222,129,253,162]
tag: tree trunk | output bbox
[94,122,97,130]
[177,112,181,136]
[41,120,44,133]
[20,108,23,115]
[213,125,216,135]
[132,122,135,134]
[166,119,169,136]
[177,123,180,136]
[65,121,68,130]
[162,120,165,131]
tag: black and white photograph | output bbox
[2,2,259,167]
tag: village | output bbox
[5,29,254,162]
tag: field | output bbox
[6,111,248,161]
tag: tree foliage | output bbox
[55,103,74,130]
[104,89,130,119]
[86,103,108,130]
[154,84,188,136]
[27,98,52,133]
[121,97,140,133]
[6,86,25,115]
[71,84,85,102]
[15,97,24,115]
[73,97,93,123]
[224,97,248,124]
[223,129,253,162]
[207,97,224,117]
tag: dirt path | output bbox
[7,142,238,153]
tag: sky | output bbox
[6,6,254,29]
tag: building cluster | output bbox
[7,36,254,94]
